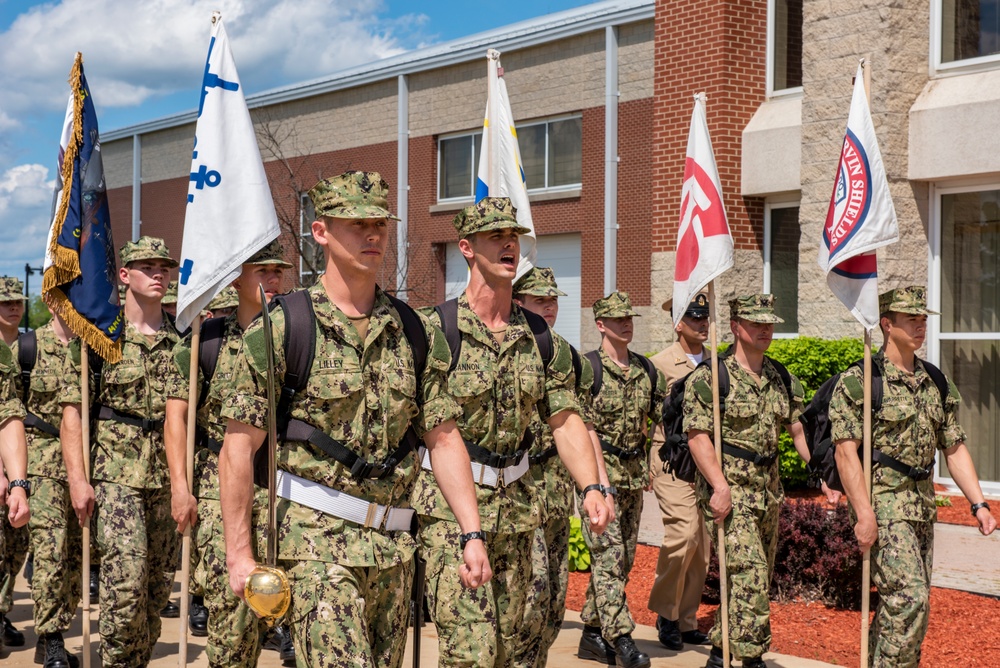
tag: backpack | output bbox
[15,330,60,438]
[586,349,659,413]
[434,298,553,372]
[799,355,949,493]
[252,289,429,484]
[658,352,793,483]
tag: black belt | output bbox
[873,449,933,481]
[599,439,645,461]
[464,429,534,469]
[723,443,778,467]
[196,428,222,455]
[96,406,164,434]
[282,417,419,480]
[529,446,560,466]
[24,412,59,438]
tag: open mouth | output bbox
[499,252,517,269]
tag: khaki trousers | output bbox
[647,445,709,631]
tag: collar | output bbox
[310,283,399,351]
[457,292,531,353]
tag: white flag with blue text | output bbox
[817,62,899,331]
[175,14,279,332]
[476,50,536,280]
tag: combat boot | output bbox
[742,658,767,668]
[34,632,80,668]
[706,646,733,668]
[577,625,616,665]
[263,624,295,665]
[188,595,208,637]
[2,613,25,646]
[613,634,650,668]
[656,616,683,651]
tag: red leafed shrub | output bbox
[703,499,865,609]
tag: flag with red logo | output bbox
[818,63,899,330]
[672,94,733,327]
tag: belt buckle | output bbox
[496,467,507,489]
[364,502,387,530]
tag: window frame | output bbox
[435,113,584,203]
[931,0,1000,74]
[299,192,323,286]
[766,0,804,98]
[762,198,800,338]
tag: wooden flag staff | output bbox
[859,58,874,668]
[707,281,730,665]
[80,342,92,668]
[178,315,202,666]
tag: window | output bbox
[299,194,323,287]
[763,202,800,335]
[938,0,1000,66]
[932,186,1000,486]
[437,116,582,201]
[768,0,803,93]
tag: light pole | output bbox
[23,263,42,330]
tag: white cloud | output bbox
[0,0,428,117]
[0,163,56,280]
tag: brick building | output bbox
[102,0,1000,489]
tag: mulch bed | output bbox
[565,488,999,666]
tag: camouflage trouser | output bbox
[869,519,934,668]
[0,503,29,614]
[29,477,82,635]
[284,556,413,668]
[192,497,263,668]
[512,514,571,667]
[580,487,644,641]
[421,517,533,667]
[706,500,780,660]
[95,481,175,668]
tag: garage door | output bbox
[445,233,581,349]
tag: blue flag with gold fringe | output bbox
[43,53,123,362]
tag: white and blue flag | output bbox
[176,13,279,332]
[476,49,536,280]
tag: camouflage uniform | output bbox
[13,323,85,638]
[829,286,965,668]
[221,172,459,668]
[411,199,582,668]
[684,294,803,661]
[0,337,26,639]
[511,268,594,668]
[93,237,182,668]
[581,292,667,643]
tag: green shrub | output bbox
[568,516,591,572]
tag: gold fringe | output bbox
[45,53,85,283]
[44,288,122,364]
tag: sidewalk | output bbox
[1,568,838,667]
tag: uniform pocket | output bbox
[104,362,144,387]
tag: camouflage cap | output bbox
[120,236,179,268]
[161,280,179,305]
[207,286,239,311]
[0,277,24,303]
[308,171,400,221]
[452,196,530,238]
[247,239,293,268]
[593,291,641,319]
[662,292,709,318]
[879,285,939,316]
[513,267,566,297]
[729,293,784,324]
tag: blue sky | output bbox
[0,0,590,290]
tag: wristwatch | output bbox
[971,501,991,516]
[459,531,486,549]
[602,485,618,498]
[582,483,606,498]
[7,479,30,497]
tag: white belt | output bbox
[275,470,415,532]
[420,448,530,488]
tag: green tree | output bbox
[27,295,52,330]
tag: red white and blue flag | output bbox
[818,63,899,330]
[672,93,733,327]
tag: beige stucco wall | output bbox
[619,20,654,103]
[741,95,802,196]
[103,140,134,190]
[139,123,197,185]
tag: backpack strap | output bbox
[918,358,950,411]
[585,350,602,396]
[387,295,427,389]
[634,353,659,414]
[16,330,36,405]
[764,356,794,404]
[196,316,227,409]
[518,306,553,369]
[435,299,462,373]
[568,345,582,384]
[271,290,317,421]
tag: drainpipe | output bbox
[604,25,619,296]
[132,134,141,241]
[397,74,409,300]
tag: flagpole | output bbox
[486,49,500,192]
[80,342,92,668]
[178,315,201,666]
[707,280,730,666]
[859,58,873,668]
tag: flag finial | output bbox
[211,10,221,24]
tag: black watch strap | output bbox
[602,485,618,497]
[582,483,606,498]
[8,479,30,496]
[459,531,486,549]
[971,501,991,516]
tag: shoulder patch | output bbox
[790,374,804,402]
[692,375,713,405]
[68,339,82,366]
[423,317,452,373]
[0,340,12,371]
[842,373,864,402]
[173,338,193,380]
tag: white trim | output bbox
[766,0,803,97]
[937,332,1000,340]
[931,0,1000,75]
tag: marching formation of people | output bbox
[0,170,997,668]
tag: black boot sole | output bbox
[578,645,616,665]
